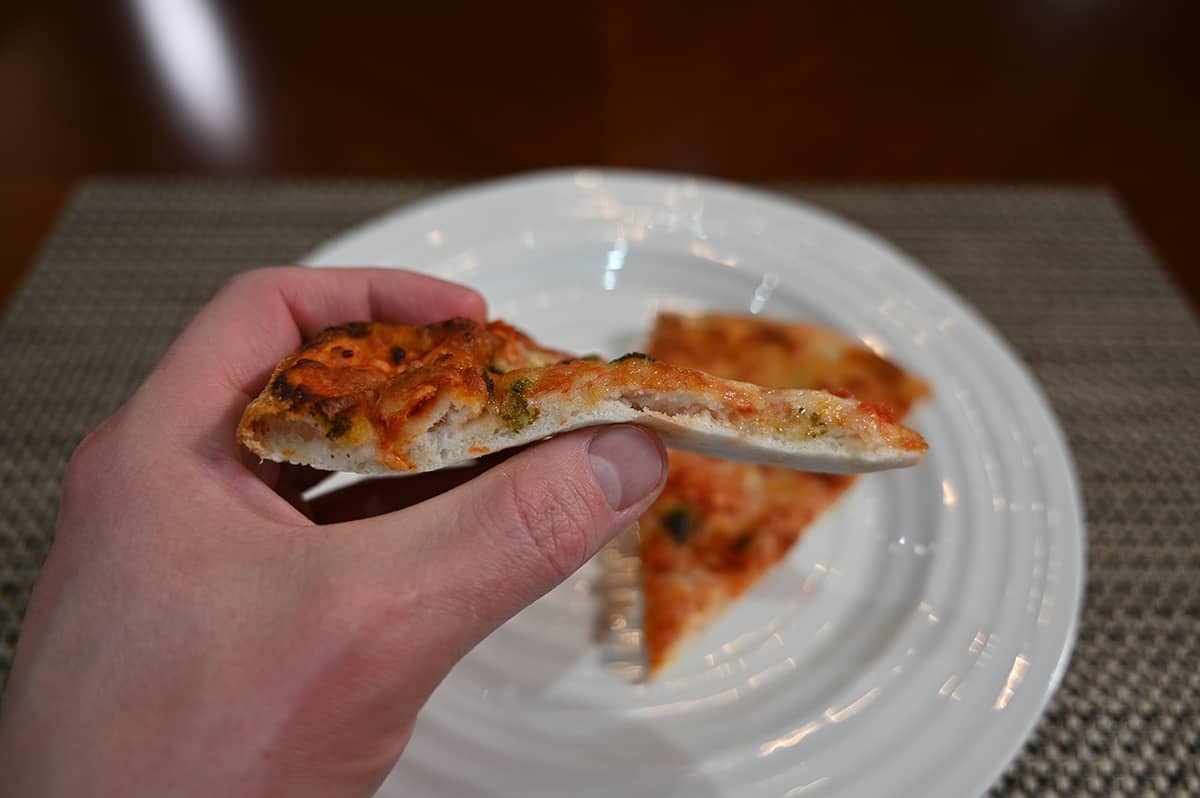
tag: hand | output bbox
[0,267,667,797]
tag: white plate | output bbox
[306,170,1085,798]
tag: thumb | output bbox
[333,424,666,678]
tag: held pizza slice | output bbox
[639,313,931,675]
[238,318,927,475]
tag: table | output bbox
[1,181,1197,795]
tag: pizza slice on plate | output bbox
[639,313,930,675]
[238,318,927,475]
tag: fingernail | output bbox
[587,426,665,511]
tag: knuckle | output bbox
[222,266,294,297]
[58,420,125,538]
[62,424,108,496]
[504,469,603,583]
[220,268,261,296]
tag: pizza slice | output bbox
[237,318,927,475]
[639,313,930,675]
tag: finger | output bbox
[321,426,666,703]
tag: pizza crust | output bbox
[240,384,925,475]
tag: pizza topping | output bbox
[270,373,304,404]
[340,322,371,338]
[610,352,655,364]
[806,409,828,438]
[647,313,930,412]
[662,506,700,543]
[390,346,407,365]
[327,416,352,439]
[857,400,899,424]
[315,395,357,419]
[499,376,539,432]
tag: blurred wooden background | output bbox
[2,0,1197,310]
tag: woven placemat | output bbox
[1,180,1197,795]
